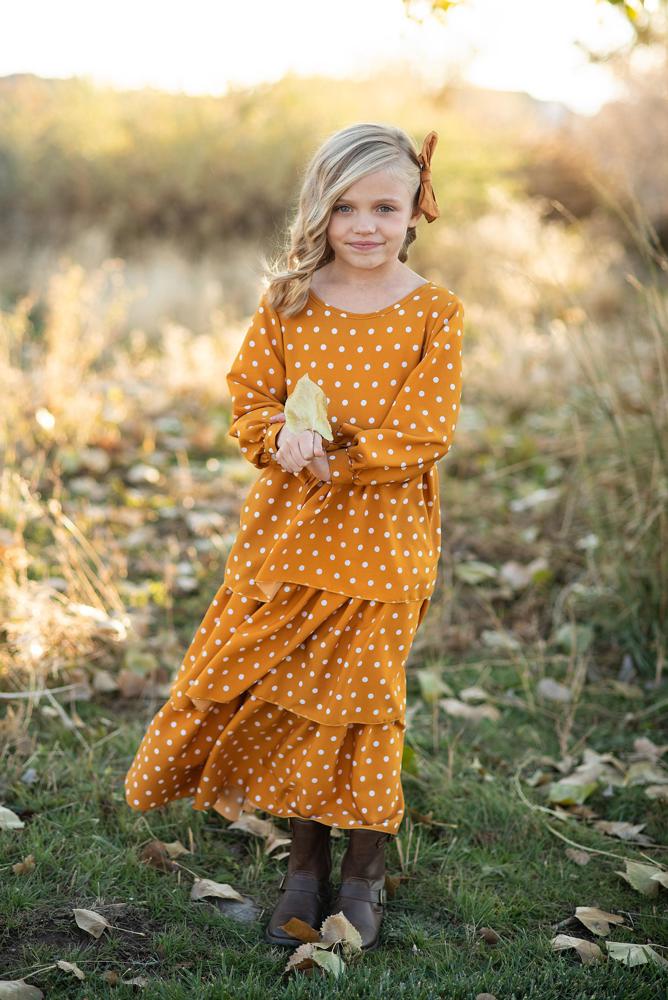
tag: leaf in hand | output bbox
[284,374,333,442]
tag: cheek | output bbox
[327,215,346,239]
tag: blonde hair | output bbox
[260,122,424,318]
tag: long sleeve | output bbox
[226,293,287,469]
[325,295,464,486]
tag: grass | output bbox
[0,174,666,997]
[1,657,667,998]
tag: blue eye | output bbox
[333,205,395,213]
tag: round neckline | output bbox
[308,281,433,318]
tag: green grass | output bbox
[2,660,667,999]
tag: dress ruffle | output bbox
[125,581,430,833]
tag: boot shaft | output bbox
[287,817,332,878]
[340,829,391,882]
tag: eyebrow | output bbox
[333,196,402,204]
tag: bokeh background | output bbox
[1,1,667,994]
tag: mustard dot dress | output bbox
[124,280,465,834]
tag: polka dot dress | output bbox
[222,281,465,604]
[124,280,465,834]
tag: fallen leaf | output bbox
[56,960,85,980]
[631,737,668,763]
[439,698,500,722]
[551,933,603,964]
[161,840,191,859]
[139,841,180,872]
[284,941,319,975]
[279,917,320,943]
[383,872,405,897]
[190,878,243,903]
[574,906,625,936]
[12,855,36,875]
[547,781,598,806]
[565,848,591,866]
[0,981,44,997]
[594,820,653,845]
[625,761,668,786]
[73,907,112,939]
[614,859,663,897]
[228,812,286,841]
[606,941,668,968]
[0,805,25,830]
[645,784,668,801]
[265,833,292,856]
[319,911,363,953]
[310,948,345,977]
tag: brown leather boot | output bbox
[329,828,391,951]
[265,817,332,947]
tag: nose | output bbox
[353,220,376,235]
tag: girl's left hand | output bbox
[269,413,330,482]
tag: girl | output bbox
[124,122,465,953]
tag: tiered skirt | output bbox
[124,581,430,834]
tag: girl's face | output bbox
[326,168,422,271]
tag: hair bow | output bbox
[417,130,440,223]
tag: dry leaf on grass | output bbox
[0,805,25,830]
[574,906,625,936]
[565,848,591,866]
[606,941,668,969]
[12,854,35,874]
[139,840,181,872]
[279,917,321,943]
[439,698,500,722]
[0,981,45,998]
[614,859,667,898]
[73,907,112,939]
[282,910,363,978]
[551,933,604,964]
[190,877,244,903]
[56,960,85,981]
[228,811,291,855]
[593,820,653,845]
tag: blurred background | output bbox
[1,0,666,699]
[1,1,667,991]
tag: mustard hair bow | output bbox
[417,130,440,223]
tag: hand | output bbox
[269,413,331,481]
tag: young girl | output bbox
[124,122,465,953]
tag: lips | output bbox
[349,242,382,248]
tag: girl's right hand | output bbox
[270,415,325,475]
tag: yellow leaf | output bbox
[283,374,333,441]
[574,906,625,936]
[279,917,321,943]
[190,878,243,902]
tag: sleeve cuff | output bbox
[327,445,358,485]
[263,420,284,460]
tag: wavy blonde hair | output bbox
[260,122,424,318]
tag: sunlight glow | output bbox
[1,0,636,115]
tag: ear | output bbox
[408,206,422,228]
